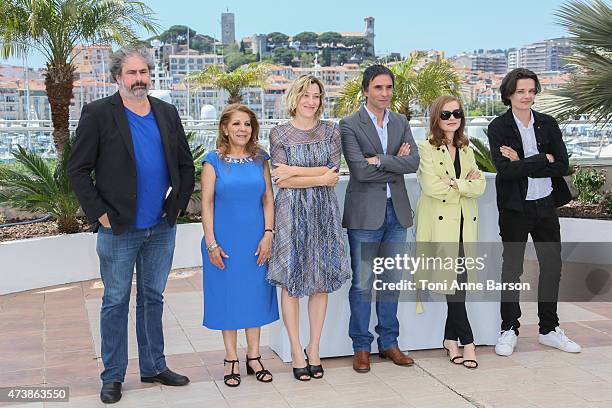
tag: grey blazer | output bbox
[340,106,420,230]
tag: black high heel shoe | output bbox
[292,351,311,381]
[223,359,241,387]
[304,347,324,379]
[246,355,273,383]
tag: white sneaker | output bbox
[538,327,582,353]
[495,330,518,356]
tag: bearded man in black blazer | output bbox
[68,46,194,404]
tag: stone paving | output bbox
[2,268,612,407]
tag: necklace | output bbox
[221,155,253,164]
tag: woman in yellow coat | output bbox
[416,95,486,369]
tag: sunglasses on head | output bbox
[440,109,464,120]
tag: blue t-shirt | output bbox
[125,107,171,229]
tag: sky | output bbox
[2,0,570,68]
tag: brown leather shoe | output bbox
[379,347,414,366]
[353,350,370,373]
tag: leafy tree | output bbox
[344,36,371,54]
[0,0,158,159]
[267,32,289,45]
[186,62,271,104]
[467,100,506,116]
[318,32,343,47]
[321,48,332,66]
[299,52,313,67]
[293,31,318,45]
[225,51,257,72]
[158,25,196,45]
[190,34,216,53]
[272,47,298,66]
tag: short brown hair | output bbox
[500,68,541,106]
[216,104,262,159]
[428,95,469,148]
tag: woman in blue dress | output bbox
[201,104,279,387]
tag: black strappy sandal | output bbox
[246,355,273,383]
[462,359,479,369]
[443,340,463,365]
[304,348,324,379]
[223,359,241,387]
[462,344,478,369]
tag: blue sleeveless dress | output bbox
[201,150,279,330]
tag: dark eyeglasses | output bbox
[440,109,464,120]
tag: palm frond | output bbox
[0,140,80,233]
[186,62,271,103]
[469,137,497,173]
[333,76,364,116]
[543,0,612,125]
[555,0,612,49]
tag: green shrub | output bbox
[0,140,80,233]
[572,167,606,204]
[603,191,612,213]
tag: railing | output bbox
[1,118,611,165]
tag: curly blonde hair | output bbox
[216,104,262,159]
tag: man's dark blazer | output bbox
[68,92,195,235]
[340,106,420,230]
[487,108,571,212]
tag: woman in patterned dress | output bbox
[267,75,351,381]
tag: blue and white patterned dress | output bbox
[267,121,351,298]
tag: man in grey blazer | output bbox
[340,64,420,373]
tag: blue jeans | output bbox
[347,199,408,352]
[96,219,176,383]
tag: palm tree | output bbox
[0,140,80,233]
[334,53,461,117]
[186,62,271,104]
[0,0,158,159]
[540,0,612,124]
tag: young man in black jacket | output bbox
[487,68,581,356]
[68,46,195,404]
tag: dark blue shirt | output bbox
[125,107,171,229]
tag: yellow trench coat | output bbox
[414,139,486,294]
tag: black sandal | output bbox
[443,340,463,365]
[223,359,241,387]
[304,348,324,379]
[292,366,311,381]
[246,355,273,383]
[292,350,311,381]
[462,359,479,369]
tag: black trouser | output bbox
[499,195,562,335]
[445,216,474,345]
